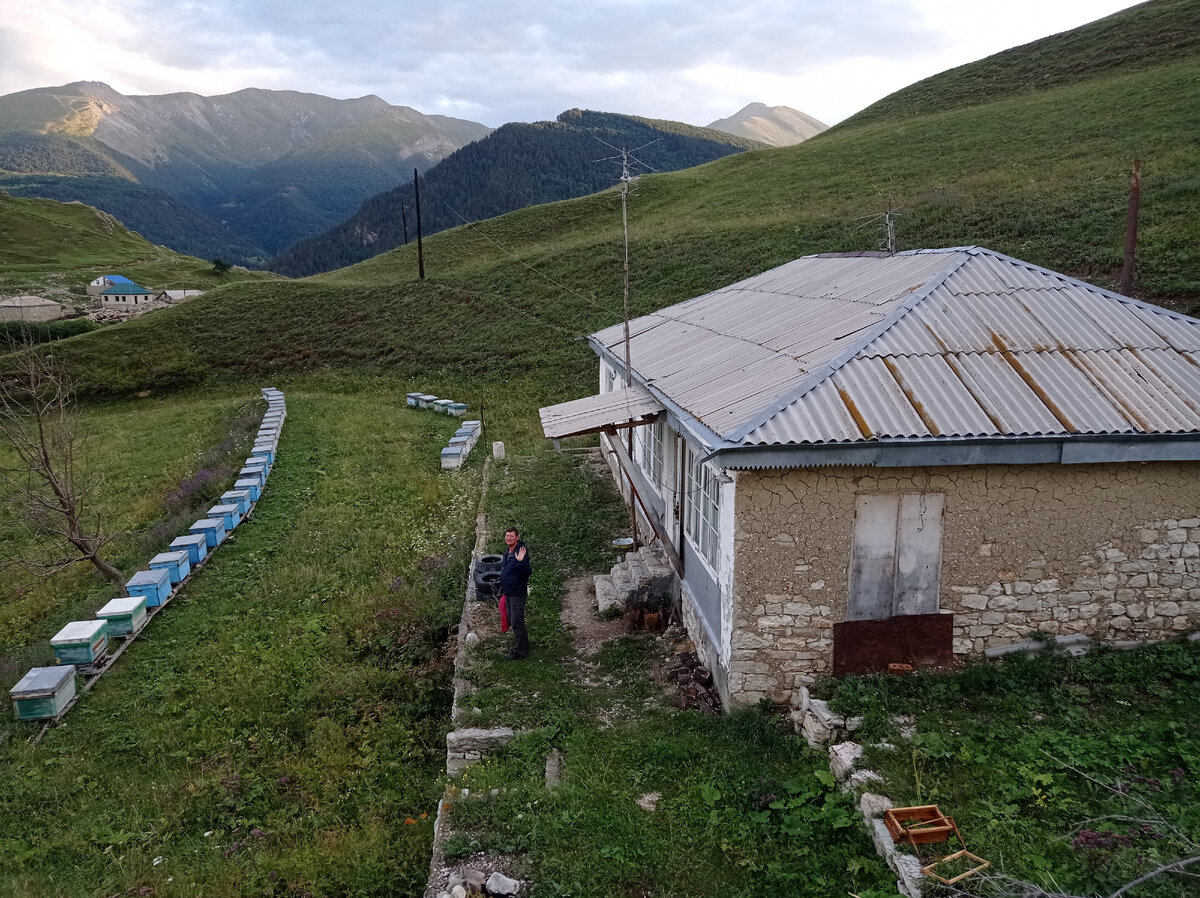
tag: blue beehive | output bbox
[208,504,241,531]
[250,445,274,465]
[243,461,268,482]
[258,427,280,443]
[238,466,266,487]
[170,533,208,565]
[432,399,454,415]
[221,489,252,515]
[127,567,172,608]
[440,446,464,469]
[418,394,438,409]
[10,666,76,720]
[51,620,109,669]
[149,550,191,584]
[97,595,148,637]
[234,478,262,502]
[190,517,226,549]
[406,391,423,407]
[448,402,468,417]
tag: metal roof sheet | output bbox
[585,247,1200,450]
[539,385,663,439]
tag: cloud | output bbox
[0,0,1145,127]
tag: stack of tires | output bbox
[473,553,503,600]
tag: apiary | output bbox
[208,503,241,531]
[189,516,226,549]
[234,478,262,502]
[221,489,252,516]
[97,595,148,637]
[149,550,191,584]
[10,666,76,720]
[127,567,172,608]
[50,620,109,670]
[170,533,209,565]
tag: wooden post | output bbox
[400,204,409,246]
[414,168,425,281]
[1120,160,1141,296]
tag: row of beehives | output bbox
[8,388,287,722]
[404,391,482,471]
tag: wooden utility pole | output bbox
[618,148,639,549]
[1120,160,1142,296]
[400,204,409,245]
[414,169,425,280]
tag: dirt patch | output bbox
[561,574,625,657]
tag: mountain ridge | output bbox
[706,102,828,146]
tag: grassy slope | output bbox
[0,194,281,301]
[42,49,1200,427]
[0,384,481,897]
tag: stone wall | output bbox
[728,461,1200,705]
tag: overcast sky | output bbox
[0,0,1144,128]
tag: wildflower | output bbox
[405,817,416,825]
[420,813,428,819]
[1171,767,1186,783]
[251,828,266,838]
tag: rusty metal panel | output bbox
[882,355,999,437]
[833,613,956,676]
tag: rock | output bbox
[829,742,863,781]
[485,871,521,896]
[843,768,884,793]
[447,727,515,753]
[545,747,563,789]
[860,792,894,819]
[892,853,924,897]
[465,631,480,645]
[451,887,467,898]
[693,665,713,687]
[636,791,661,811]
[464,868,488,893]
[492,441,506,460]
[802,710,833,746]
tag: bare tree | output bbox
[0,344,124,586]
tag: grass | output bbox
[0,380,481,897]
[441,449,903,897]
[824,641,1200,897]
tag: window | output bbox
[848,493,944,620]
[684,444,721,571]
[635,419,663,489]
[604,364,619,394]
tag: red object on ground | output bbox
[500,595,509,633]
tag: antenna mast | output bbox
[620,147,635,387]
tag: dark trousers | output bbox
[507,593,529,657]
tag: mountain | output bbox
[0,82,491,262]
[269,109,762,277]
[28,0,1200,401]
[706,103,828,146]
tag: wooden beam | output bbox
[603,427,684,576]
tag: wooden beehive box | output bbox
[189,517,226,549]
[149,550,191,584]
[50,620,109,669]
[221,489,252,516]
[127,568,172,608]
[170,533,209,565]
[208,503,241,531]
[10,666,76,720]
[238,466,266,487]
[250,445,274,466]
[234,478,262,502]
[884,806,957,844]
[97,595,148,637]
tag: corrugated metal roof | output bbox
[586,247,1200,449]
[539,385,663,439]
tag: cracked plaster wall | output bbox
[729,460,1200,705]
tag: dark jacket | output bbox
[500,541,532,598]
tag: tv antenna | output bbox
[852,203,903,255]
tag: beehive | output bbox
[417,394,438,409]
[238,466,266,487]
[433,399,454,415]
[170,533,209,565]
[448,402,468,417]
[97,595,148,637]
[50,620,109,668]
[149,550,191,584]
[126,567,172,608]
[406,392,423,407]
[250,445,274,465]
[221,489,253,516]
[208,503,241,531]
[234,478,262,502]
[189,516,226,549]
[10,666,76,720]
[440,447,464,470]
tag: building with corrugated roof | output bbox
[0,295,64,322]
[87,274,136,296]
[99,282,155,313]
[541,247,1200,707]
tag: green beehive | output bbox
[10,666,76,720]
[97,595,148,637]
[50,620,109,670]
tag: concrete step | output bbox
[609,563,636,595]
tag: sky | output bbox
[0,0,1146,128]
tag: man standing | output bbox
[500,526,532,660]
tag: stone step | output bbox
[594,575,623,614]
[609,563,636,595]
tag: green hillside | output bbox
[270,109,761,277]
[0,194,281,303]
[43,0,1200,409]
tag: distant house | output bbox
[155,289,203,305]
[99,283,155,311]
[541,247,1200,708]
[0,295,64,323]
[87,274,135,297]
